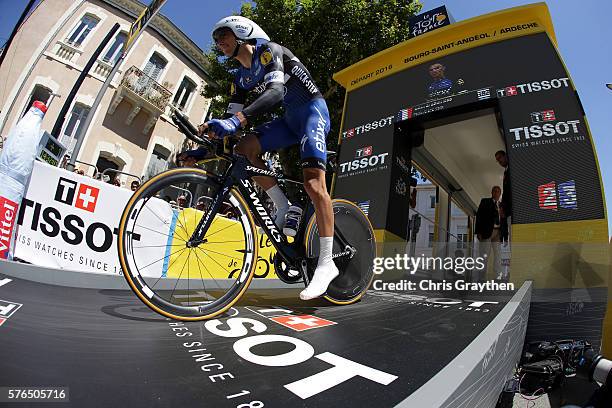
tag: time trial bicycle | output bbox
[117,110,376,320]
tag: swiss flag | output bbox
[75,183,100,213]
[363,146,373,156]
[505,86,518,96]
[542,110,556,122]
[270,314,336,331]
[0,318,5,327]
[345,128,355,138]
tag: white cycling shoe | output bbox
[299,262,339,300]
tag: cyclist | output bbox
[200,16,337,300]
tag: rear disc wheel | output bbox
[304,199,376,304]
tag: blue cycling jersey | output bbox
[226,42,323,117]
[224,42,329,170]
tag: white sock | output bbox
[300,236,339,300]
[266,185,290,227]
[317,236,334,267]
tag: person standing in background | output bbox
[476,186,503,281]
[495,150,511,243]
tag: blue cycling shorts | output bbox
[255,98,330,170]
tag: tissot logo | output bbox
[496,77,570,98]
[538,180,577,211]
[55,178,99,213]
[531,109,556,123]
[355,146,372,158]
[338,147,389,178]
[342,115,394,139]
[509,116,580,141]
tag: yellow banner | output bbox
[333,3,555,92]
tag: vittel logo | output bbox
[55,177,99,213]
[0,196,18,259]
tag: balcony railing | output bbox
[120,66,172,111]
[54,40,83,63]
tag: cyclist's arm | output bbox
[238,43,285,125]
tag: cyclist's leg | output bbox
[235,119,296,225]
[294,99,338,300]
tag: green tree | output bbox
[201,0,422,178]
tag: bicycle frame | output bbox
[189,154,309,273]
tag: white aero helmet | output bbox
[212,16,270,43]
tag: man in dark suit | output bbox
[495,150,511,242]
[475,186,503,282]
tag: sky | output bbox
[1,0,611,230]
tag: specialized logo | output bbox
[0,196,18,259]
[0,299,22,327]
[246,165,277,177]
[260,49,273,65]
[496,77,570,98]
[342,115,394,139]
[55,177,99,213]
[339,147,389,177]
[538,180,577,211]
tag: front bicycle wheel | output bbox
[304,199,376,304]
[117,167,258,320]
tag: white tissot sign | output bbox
[13,161,172,276]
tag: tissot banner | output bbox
[335,32,604,227]
[13,162,277,278]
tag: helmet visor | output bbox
[213,27,234,43]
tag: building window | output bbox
[102,32,127,64]
[96,155,122,183]
[430,195,436,208]
[22,85,52,118]
[144,144,171,180]
[456,226,468,249]
[428,227,434,248]
[60,104,90,155]
[66,14,99,47]
[172,76,197,112]
[143,52,167,82]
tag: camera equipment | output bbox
[501,339,612,408]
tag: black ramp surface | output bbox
[0,274,510,407]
